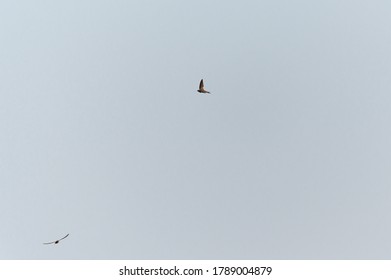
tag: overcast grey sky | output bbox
[1,0,391,259]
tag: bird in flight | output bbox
[197,79,210,94]
[43,234,69,245]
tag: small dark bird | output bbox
[197,79,210,94]
[43,234,69,245]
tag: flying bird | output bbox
[197,79,210,94]
[43,234,69,245]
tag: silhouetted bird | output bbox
[197,79,210,94]
[43,234,69,245]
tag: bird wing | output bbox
[199,79,204,90]
[58,234,69,241]
[43,241,56,245]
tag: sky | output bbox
[1,0,391,259]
